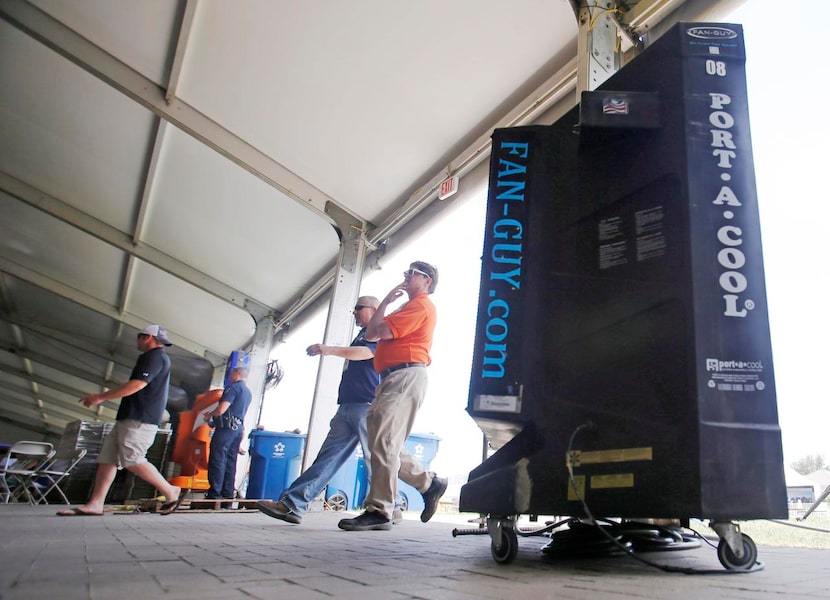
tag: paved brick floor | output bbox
[1,504,828,599]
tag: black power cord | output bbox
[541,516,701,557]
[560,421,765,575]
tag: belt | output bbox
[380,362,426,379]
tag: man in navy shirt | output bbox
[258,295,381,524]
[58,325,183,516]
[202,366,252,505]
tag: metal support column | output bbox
[235,309,276,493]
[302,204,371,470]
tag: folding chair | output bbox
[26,447,88,504]
[0,441,55,504]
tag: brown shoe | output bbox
[257,500,302,524]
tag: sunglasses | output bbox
[137,333,150,339]
[403,268,431,279]
[353,305,371,311]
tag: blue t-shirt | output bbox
[116,347,171,425]
[221,380,252,419]
[338,329,379,404]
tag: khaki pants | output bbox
[364,367,432,517]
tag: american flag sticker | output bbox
[603,98,629,114]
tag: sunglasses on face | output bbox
[353,305,371,311]
[137,333,150,339]
[403,268,431,279]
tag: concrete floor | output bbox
[1,503,828,599]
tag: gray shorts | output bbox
[98,419,158,468]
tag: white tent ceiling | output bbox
[0,0,739,439]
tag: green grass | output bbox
[693,514,830,549]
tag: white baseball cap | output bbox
[139,324,172,346]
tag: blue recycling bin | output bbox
[397,432,441,512]
[325,444,369,511]
[246,430,306,500]
[325,432,441,511]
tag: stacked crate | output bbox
[57,420,114,504]
[58,421,172,503]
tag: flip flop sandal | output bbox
[159,493,187,515]
[56,507,104,517]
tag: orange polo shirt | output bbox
[373,293,437,372]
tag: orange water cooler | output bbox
[167,389,222,491]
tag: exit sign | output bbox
[438,176,458,200]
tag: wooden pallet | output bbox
[185,498,265,512]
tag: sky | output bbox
[260,2,830,495]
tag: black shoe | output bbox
[338,511,392,531]
[257,500,302,524]
[420,476,448,523]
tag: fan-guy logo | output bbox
[687,26,738,40]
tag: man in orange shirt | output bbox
[338,261,447,531]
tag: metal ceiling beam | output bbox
[564,0,683,28]
[623,0,687,34]
[2,346,120,390]
[117,115,168,389]
[0,0,363,229]
[0,361,116,404]
[0,256,221,360]
[133,119,166,246]
[0,171,273,320]
[0,368,116,431]
[274,266,336,332]
[1,315,138,371]
[566,0,733,35]
[165,0,198,104]
[125,119,168,322]
[631,0,748,41]
[1,385,116,422]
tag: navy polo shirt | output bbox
[222,380,252,419]
[116,346,171,425]
[337,329,379,404]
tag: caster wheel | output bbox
[396,492,408,511]
[717,533,757,570]
[327,492,347,511]
[491,528,519,564]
